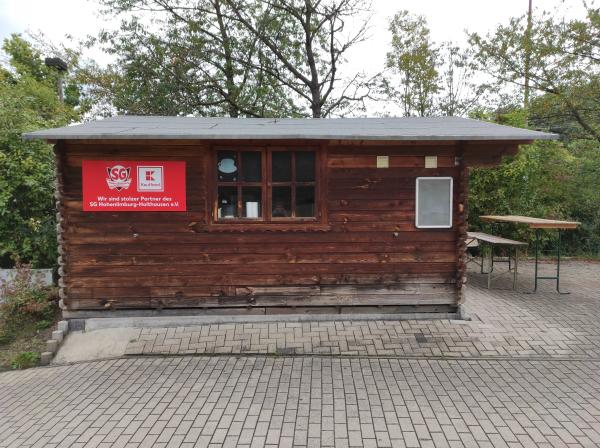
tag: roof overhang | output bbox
[23,116,559,142]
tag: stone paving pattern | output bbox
[1,261,600,447]
[125,262,600,360]
[1,356,600,448]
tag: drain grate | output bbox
[414,333,428,343]
[276,347,297,355]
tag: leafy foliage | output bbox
[469,109,600,256]
[1,263,56,318]
[10,351,40,370]
[465,3,600,255]
[384,11,439,117]
[0,35,80,268]
[0,262,58,346]
[88,0,375,118]
[85,2,299,117]
[469,3,600,141]
[383,11,485,117]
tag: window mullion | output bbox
[237,151,242,217]
[291,152,296,218]
[261,149,267,220]
[266,149,272,221]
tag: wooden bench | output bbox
[466,232,527,289]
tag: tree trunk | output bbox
[524,0,533,115]
[215,0,240,117]
[303,1,323,118]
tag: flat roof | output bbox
[23,116,558,141]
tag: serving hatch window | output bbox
[215,149,318,222]
[415,177,453,228]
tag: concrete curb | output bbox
[39,320,70,366]
[76,312,462,332]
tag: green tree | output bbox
[0,35,80,267]
[469,106,600,256]
[88,0,298,117]
[469,3,600,142]
[528,80,600,141]
[437,44,487,117]
[384,10,439,117]
[225,0,376,117]
[467,3,600,255]
[90,0,375,118]
[383,11,485,117]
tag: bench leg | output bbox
[534,229,539,292]
[513,248,519,290]
[487,245,493,289]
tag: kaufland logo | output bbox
[137,166,164,192]
[106,165,132,191]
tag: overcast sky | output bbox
[1,0,587,51]
[0,0,590,115]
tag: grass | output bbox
[0,309,60,371]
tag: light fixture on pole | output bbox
[44,57,68,103]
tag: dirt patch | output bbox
[0,308,60,371]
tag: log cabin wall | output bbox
[56,139,465,314]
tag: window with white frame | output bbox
[415,177,453,228]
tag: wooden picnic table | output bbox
[467,232,527,290]
[479,215,580,293]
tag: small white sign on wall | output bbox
[425,156,438,169]
[376,156,389,168]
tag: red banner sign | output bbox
[82,160,186,211]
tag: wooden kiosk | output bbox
[24,116,556,317]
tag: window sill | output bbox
[194,223,332,233]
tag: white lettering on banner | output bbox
[83,160,186,212]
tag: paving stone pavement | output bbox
[1,356,600,448]
[125,262,600,360]
[1,261,600,447]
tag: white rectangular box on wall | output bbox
[425,156,438,169]
[415,177,453,228]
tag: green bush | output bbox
[0,262,56,319]
[34,320,53,331]
[0,262,57,343]
[10,351,39,369]
[0,325,13,345]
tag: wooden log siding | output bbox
[55,140,505,312]
[455,151,469,304]
[54,143,68,308]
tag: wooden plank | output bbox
[480,215,580,229]
[467,231,527,246]
[63,231,456,245]
[66,251,457,267]
[65,273,456,288]
[68,262,457,277]
[328,167,458,179]
[66,241,456,256]
[65,293,457,309]
[326,140,458,147]
[327,146,458,156]
[327,155,456,168]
